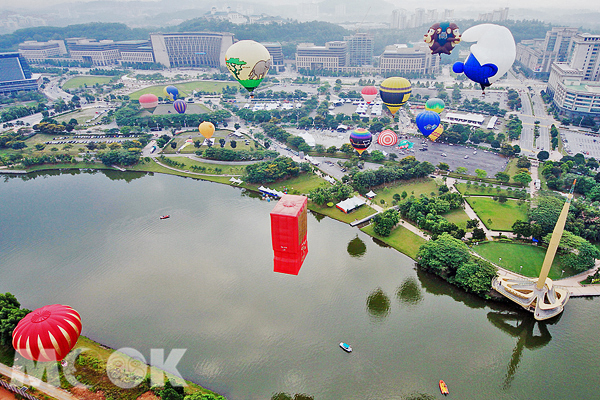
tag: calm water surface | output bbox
[1,170,599,400]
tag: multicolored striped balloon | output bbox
[428,125,444,141]
[12,304,82,362]
[173,99,187,114]
[425,98,445,114]
[349,128,373,155]
[379,77,411,115]
[377,129,398,146]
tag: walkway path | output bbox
[0,363,77,400]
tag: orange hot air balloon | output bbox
[198,121,215,139]
[12,304,82,362]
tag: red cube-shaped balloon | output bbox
[12,304,82,362]
[270,195,308,275]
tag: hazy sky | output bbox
[5,0,600,10]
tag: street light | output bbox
[561,270,565,278]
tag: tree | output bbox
[516,157,531,169]
[537,150,550,161]
[417,233,471,276]
[472,227,486,241]
[456,167,468,174]
[512,220,531,238]
[372,209,400,237]
[494,172,510,183]
[437,162,450,171]
[454,258,497,297]
[370,150,385,162]
[513,171,532,186]
[170,141,177,149]
[475,169,487,179]
[230,140,237,149]
[0,293,31,346]
[466,219,479,229]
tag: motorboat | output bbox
[439,380,449,395]
[160,215,170,220]
[339,342,352,353]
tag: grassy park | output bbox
[472,241,577,280]
[62,76,114,89]
[374,178,438,206]
[361,222,427,260]
[465,196,528,231]
[455,182,527,199]
[310,202,377,224]
[442,208,472,229]
[128,81,236,100]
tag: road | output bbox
[0,362,78,400]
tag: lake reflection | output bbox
[1,171,600,400]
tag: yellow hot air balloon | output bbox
[428,124,444,141]
[379,77,412,115]
[199,121,215,139]
[225,40,271,96]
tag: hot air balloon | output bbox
[377,129,398,146]
[138,93,158,113]
[271,195,308,275]
[379,77,411,115]
[361,86,378,104]
[428,125,444,141]
[12,304,82,362]
[163,86,179,101]
[425,98,445,114]
[173,99,187,114]
[398,140,414,150]
[424,22,461,56]
[349,128,373,155]
[225,40,271,96]
[415,111,441,138]
[452,24,516,92]
[199,121,215,139]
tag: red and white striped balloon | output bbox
[377,130,398,146]
[12,304,82,362]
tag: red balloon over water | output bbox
[12,304,82,362]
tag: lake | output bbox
[1,170,598,400]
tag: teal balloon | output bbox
[425,98,445,114]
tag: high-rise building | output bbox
[391,9,407,30]
[567,33,600,82]
[262,42,285,72]
[296,41,347,71]
[344,33,373,67]
[545,27,579,62]
[0,53,40,95]
[150,32,234,69]
[515,28,579,76]
[414,8,426,28]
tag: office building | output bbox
[0,53,40,95]
[150,32,234,69]
[18,40,67,63]
[262,42,285,72]
[296,41,347,71]
[568,33,600,82]
[391,9,408,30]
[68,39,120,66]
[516,27,578,76]
[379,43,439,74]
[344,33,373,67]
[478,7,509,22]
[114,40,155,64]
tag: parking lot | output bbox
[561,129,600,158]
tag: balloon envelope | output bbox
[163,86,179,101]
[173,99,187,114]
[428,125,444,141]
[361,86,378,104]
[424,22,461,56]
[425,98,445,114]
[398,140,414,149]
[379,77,411,115]
[349,128,373,155]
[12,304,82,362]
[452,24,515,91]
[199,121,215,139]
[377,129,398,146]
[139,93,158,113]
[225,40,271,94]
[415,111,441,137]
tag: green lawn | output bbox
[442,208,471,229]
[128,81,235,100]
[161,129,256,155]
[455,182,526,199]
[62,76,114,89]
[472,241,577,279]
[504,157,521,177]
[309,202,377,224]
[465,197,528,231]
[55,108,107,125]
[372,178,438,207]
[361,223,427,260]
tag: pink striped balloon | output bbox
[12,304,82,362]
[377,129,398,146]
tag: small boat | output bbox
[439,380,449,396]
[160,215,170,220]
[339,342,352,353]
